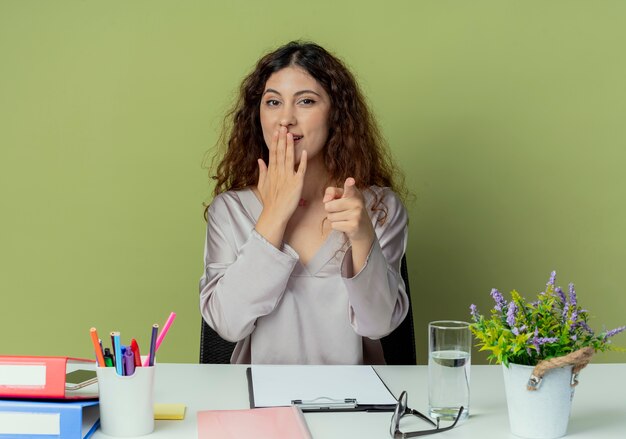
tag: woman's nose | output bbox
[279,108,296,127]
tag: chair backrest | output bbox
[199,255,416,365]
[380,256,417,365]
[199,318,236,365]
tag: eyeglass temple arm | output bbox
[403,406,464,438]
[433,406,464,432]
[406,408,437,427]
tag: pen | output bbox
[145,324,159,367]
[130,339,142,367]
[120,346,127,375]
[89,328,106,367]
[112,331,123,375]
[124,348,136,376]
[103,348,114,367]
[140,312,176,367]
[110,332,117,363]
[291,398,358,410]
[154,312,176,354]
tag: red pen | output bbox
[131,339,142,367]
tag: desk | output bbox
[92,363,626,438]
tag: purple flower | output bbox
[555,287,567,304]
[511,326,527,336]
[491,288,507,311]
[536,337,559,345]
[547,271,557,287]
[528,328,558,354]
[578,321,595,335]
[571,334,577,341]
[507,302,517,327]
[531,331,557,347]
[562,302,570,320]
[569,310,578,330]
[568,283,577,307]
[470,304,479,321]
[603,326,626,340]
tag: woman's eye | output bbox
[299,98,315,105]
[265,99,280,107]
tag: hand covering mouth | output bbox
[292,135,303,141]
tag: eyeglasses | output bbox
[389,391,464,438]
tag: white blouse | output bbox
[199,186,409,364]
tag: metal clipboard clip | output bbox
[291,396,358,410]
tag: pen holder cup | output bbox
[96,366,155,437]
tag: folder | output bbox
[0,356,98,400]
[247,365,398,412]
[0,399,100,439]
[198,406,312,439]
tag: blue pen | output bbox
[120,346,127,375]
[113,332,123,376]
[148,324,159,367]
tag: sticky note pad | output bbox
[154,403,186,420]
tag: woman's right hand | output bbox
[255,126,307,248]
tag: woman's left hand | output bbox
[323,178,375,246]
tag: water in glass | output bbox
[428,349,470,420]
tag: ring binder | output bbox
[291,397,357,410]
[0,356,98,400]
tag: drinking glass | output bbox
[428,320,471,421]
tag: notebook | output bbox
[197,406,311,439]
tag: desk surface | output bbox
[93,363,626,439]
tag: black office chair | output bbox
[199,255,416,365]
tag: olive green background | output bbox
[1,1,625,365]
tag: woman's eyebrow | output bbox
[294,89,321,97]
[263,88,281,96]
[262,88,322,97]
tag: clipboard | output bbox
[246,365,398,412]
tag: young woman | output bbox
[200,41,409,364]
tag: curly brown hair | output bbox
[206,41,406,218]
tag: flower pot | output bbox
[502,363,575,439]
